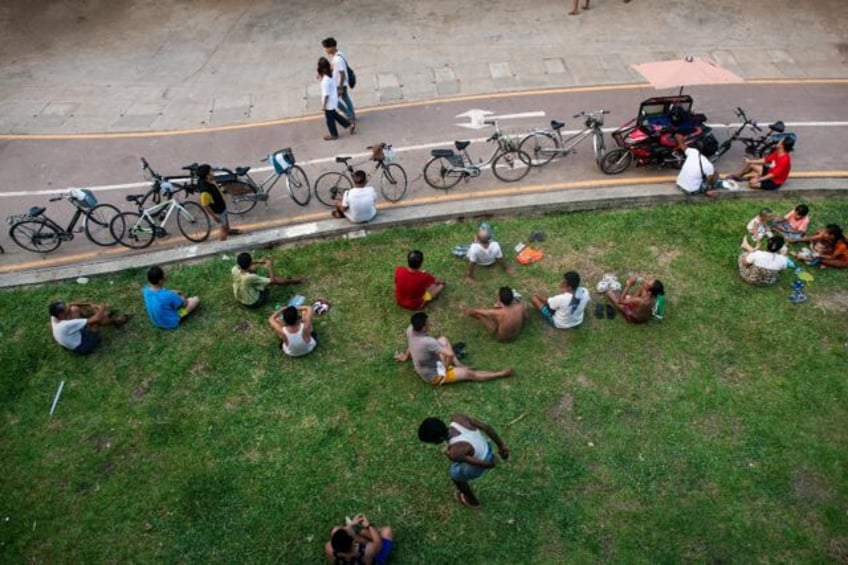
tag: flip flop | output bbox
[605,304,616,319]
[323,135,338,141]
[594,303,604,319]
[454,491,478,508]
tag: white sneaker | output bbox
[596,280,610,293]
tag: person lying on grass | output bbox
[463,286,528,343]
[601,275,665,324]
[232,252,306,309]
[418,413,510,508]
[465,226,513,282]
[394,312,514,385]
[49,299,128,355]
[324,513,393,565]
[268,305,317,357]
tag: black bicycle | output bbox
[6,189,121,253]
[711,107,796,161]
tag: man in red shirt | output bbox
[727,136,794,190]
[394,250,446,310]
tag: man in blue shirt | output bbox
[142,266,200,329]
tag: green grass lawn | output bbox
[2,197,847,563]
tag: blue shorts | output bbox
[539,304,556,327]
[449,443,493,482]
[375,538,393,565]
[73,327,101,355]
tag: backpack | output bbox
[340,53,356,89]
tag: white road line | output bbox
[2,121,847,198]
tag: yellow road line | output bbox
[3,171,846,274]
[2,79,846,141]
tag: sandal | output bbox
[349,123,356,135]
[331,210,344,219]
[594,303,604,319]
[323,135,338,141]
[605,304,616,319]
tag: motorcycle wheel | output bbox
[600,148,632,175]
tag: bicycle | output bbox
[710,107,796,162]
[140,157,255,214]
[423,121,531,189]
[313,143,408,207]
[111,179,211,249]
[6,189,121,253]
[208,148,311,214]
[519,110,610,167]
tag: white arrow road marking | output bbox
[455,109,546,129]
[1,120,846,198]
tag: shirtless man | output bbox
[463,287,527,342]
[418,413,510,507]
[604,275,664,324]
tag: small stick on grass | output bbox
[49,380,65,418]
[507,412,528,426]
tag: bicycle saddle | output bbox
[125,194,145,204]
[454,140,471,151]
[182,162,200,171]
[335,156,352,164]
[27,206,45,218]
[234,166,250,175]
[431,149,455,158]
[550,120,565,130]
[768,121,785,133]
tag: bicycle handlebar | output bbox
[49,196,63,202]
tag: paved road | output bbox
[1,80,847,274]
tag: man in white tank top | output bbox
[268,305,317,357]
[418,413,510,507]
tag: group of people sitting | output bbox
[737,203,848,286]
[390,226,667,386]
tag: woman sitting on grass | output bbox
[793,224,848,269]
[738,234,789,286]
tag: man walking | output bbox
[322,37,356,127]
[418,413,510,507]
[197,164,240,241]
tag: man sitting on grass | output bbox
[531,271,590,329]
[601,275,664,324]
[268,305,317,357]
[394,250,446,310]
[232,252,305,308]
[463,287,528,342]
[394,312,514,385]
[143,266,200,330]
[49,300,128,354]
[324,514,393,565]
[466,226,513,282]
[418,413,510,508]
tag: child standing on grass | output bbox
[771,204,810,242]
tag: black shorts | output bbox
[759,179,780,191]
[244,288,271,309]
[73,327,101,355]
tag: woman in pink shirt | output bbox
[772,204,810,241]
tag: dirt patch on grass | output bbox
[233,320,252,333]
[814,291,848,314]
[131,379,151,400]
[576,375,594,388]
[648,245,682,268]
[827,537,848,563]
[549,393,574,422]
[792,467,833,503]
[88,433,113,452]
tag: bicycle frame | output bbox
[137,197,188,228]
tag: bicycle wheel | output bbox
[176,201,211,242]
[114,212,155,249]
[286,165,311,206]
[220,180,258,215]
[492,150,532,183]
[83,203,122,246]
[10,220,62,253]
[599,148,633,175]
[314,172,352,207]
[379,163,408,202]
[519,131,560,167]
[423,156,463,190]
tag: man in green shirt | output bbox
[232,252,306,308]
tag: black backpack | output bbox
[340,53,356,89]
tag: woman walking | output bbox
[318,57,354,141]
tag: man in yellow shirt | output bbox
[232,252,306,308]
[197,164,240,241]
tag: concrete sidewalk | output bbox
[1,0,846,135]
[3,177,846,288]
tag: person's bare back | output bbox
[464,287,528,342]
